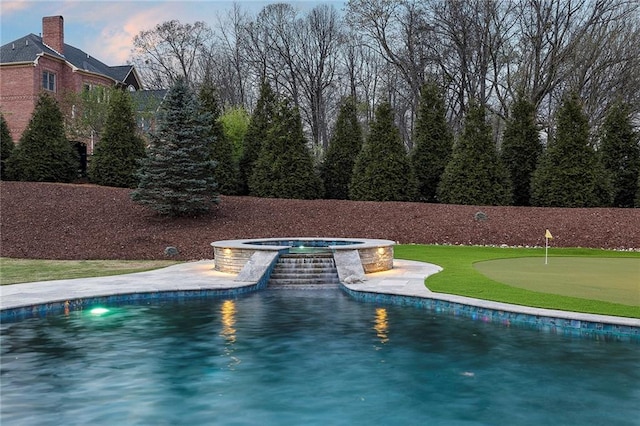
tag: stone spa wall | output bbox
[211,238,395,274]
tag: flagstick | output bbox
[545,236,549,265]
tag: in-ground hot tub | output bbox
[211,238,395,274]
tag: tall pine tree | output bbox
[599,101,639,208]
[239,82,277,195]
[249,99,323,199]
[88,89,146,188]
[410,82,454,203]
[5,92,78,182]
[531,93,612,207]
[321,97,363,199]
[350,102,417,201]
[199,80,239,195]
[437,101,512,205]
[501,94,542,206]
[132,78,218,216]
[0,113,14,180]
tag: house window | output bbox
[42,71,56,92]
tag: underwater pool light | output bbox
[90,307,110,315]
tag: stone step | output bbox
[270,277,341,286]
[268,253,340,287]
[277,258,336,264]
[270,272,339,279]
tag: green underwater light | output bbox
[90,307,110,315]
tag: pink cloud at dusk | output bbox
[0,0,30,15]
[84,3,224,64]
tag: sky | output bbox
[1,0,346,65]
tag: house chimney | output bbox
[42,16,64,55]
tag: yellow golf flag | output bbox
[545,229,553,239]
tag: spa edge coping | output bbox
[1,259,638,337]
[210,237,396,251]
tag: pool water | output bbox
[1,289,638,425]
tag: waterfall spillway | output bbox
[268,253,340,287]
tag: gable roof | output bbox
[1,33,141,89]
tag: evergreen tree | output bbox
[501,94,542,206]
[321,97,363,199]
[410,82,454,203]
[600,101,640,208]
[199,80,239,195]
[239,82,277,195]
[0,113,14,180]
[531,93,612,207]
[437,101,512,205]
[88,89,146,188]
[349,102,417,201]
[249,99,323,199]
[132,78,219,216]
[5,93,78,182]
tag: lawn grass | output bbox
[0,258,180,285]
[394,245,640,318]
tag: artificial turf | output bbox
[394,245,640,319]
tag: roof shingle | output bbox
[1,33,135,86]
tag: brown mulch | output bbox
[1,181,639,261]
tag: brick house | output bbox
[0,16,143,166]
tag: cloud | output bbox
[85,2,216,64]
[0,1,30,15]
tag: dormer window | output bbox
[42,71,56,92]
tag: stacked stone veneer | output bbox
[359,245,393,273]
[211,238,394,275]
[213,247,270,274]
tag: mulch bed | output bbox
[1,181,638,261]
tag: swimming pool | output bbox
[2,289,638,425]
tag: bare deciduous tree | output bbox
[128,0,640,152]
[131,20,213,88]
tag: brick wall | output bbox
[0,65,38,142]
[1,55,115,152]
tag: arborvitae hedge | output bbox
[88,89,146,188]
[0,113,14,180]
[5,93,78,182]
[199,81,239,195]
[531,93,612,207]
[249,99,323,199]
[321,97,363,199]
[239,82,277,195]
[500,94,542,206]
[410,81,453,203]
[599,101,639,208]
[349,102,417,201]
[437,101,512,205]
[132,78,219,216]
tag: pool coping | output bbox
[1,259,638,340]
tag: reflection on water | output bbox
[374,308,389,344]
[220,299,240,369]
[220,300,236,344]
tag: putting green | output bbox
[473,257,640,306]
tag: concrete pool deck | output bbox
[1,259,638,337]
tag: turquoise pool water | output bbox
[1,289,638,425]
